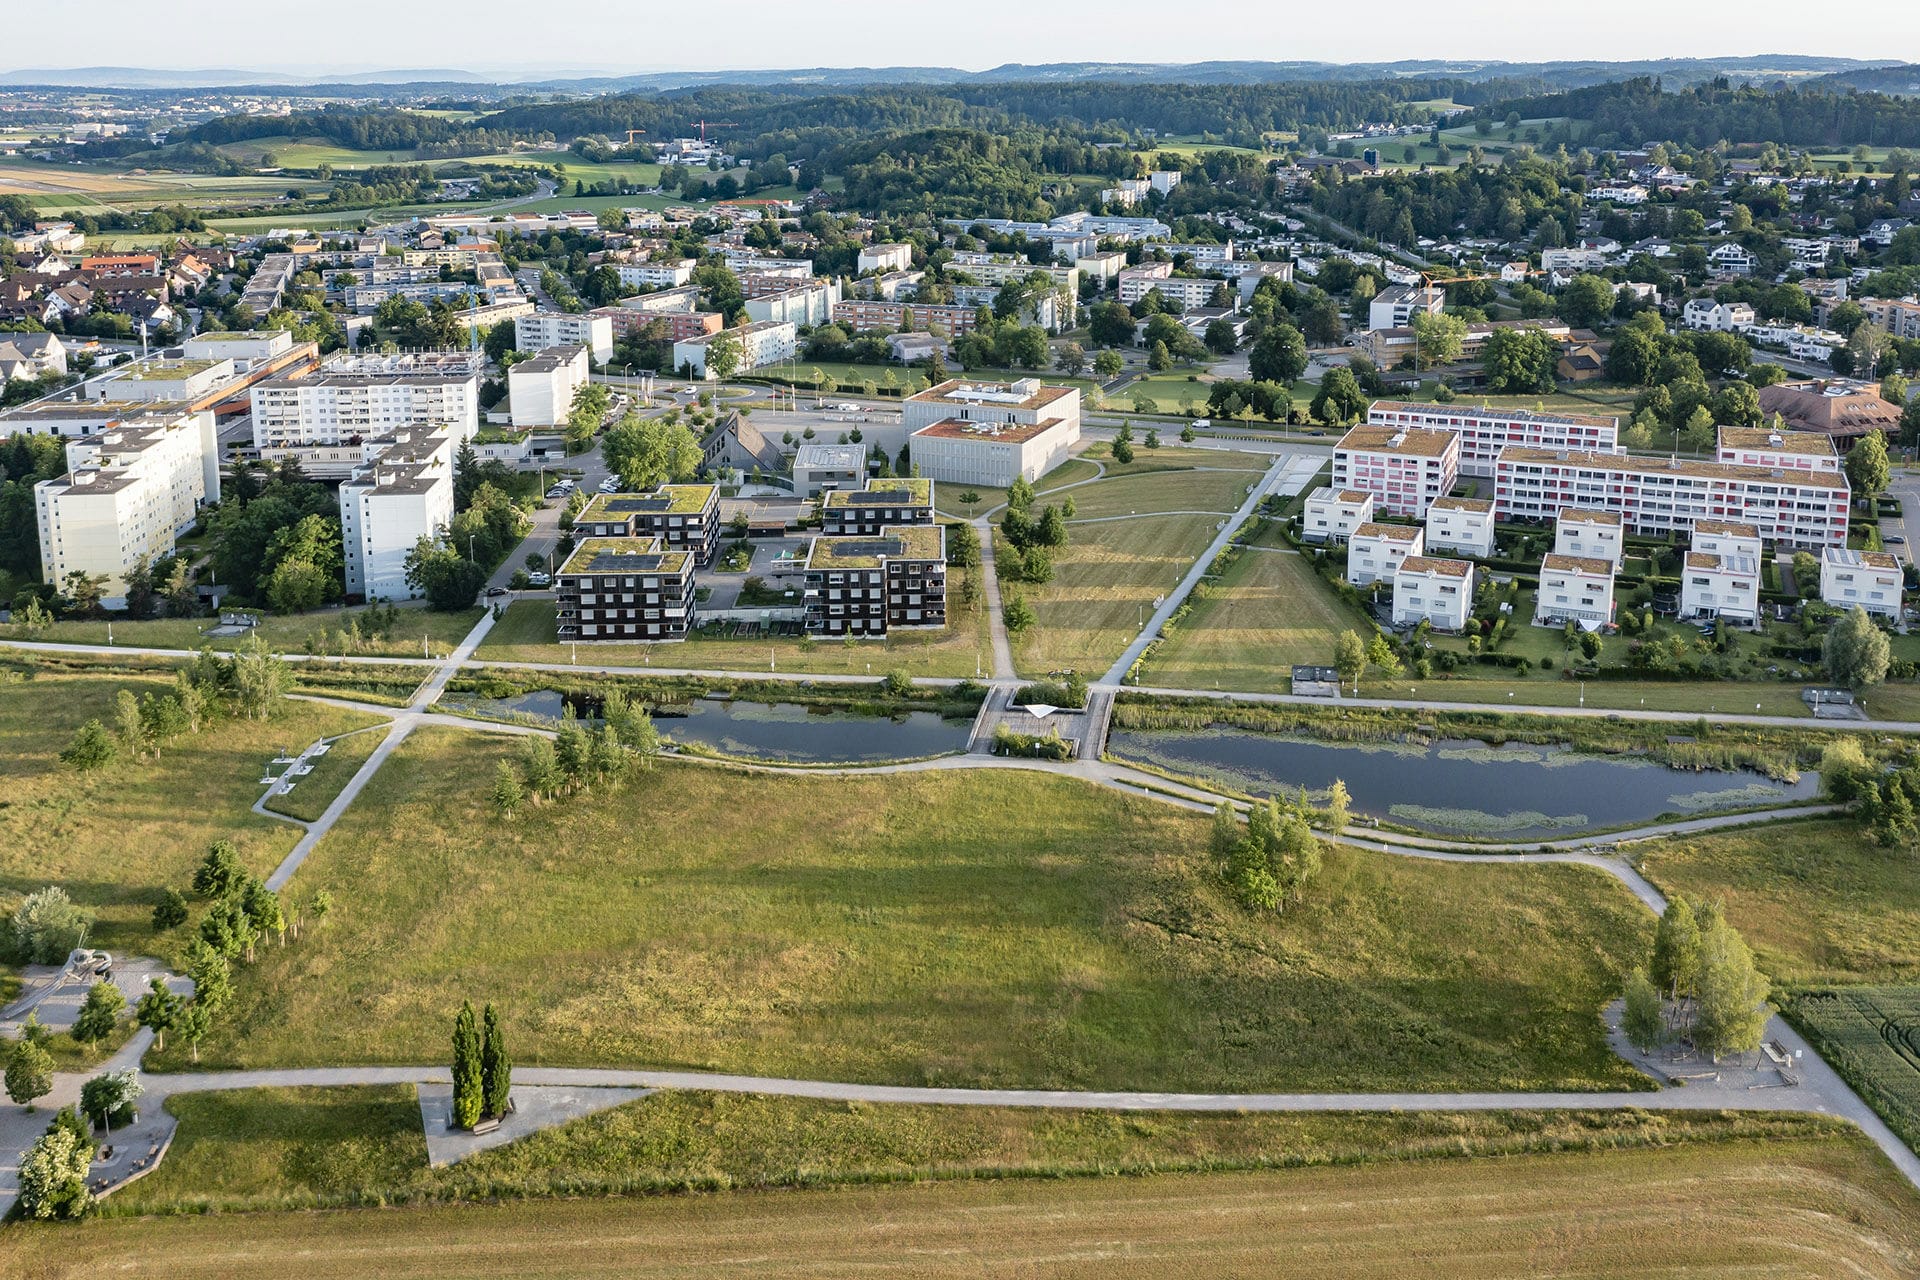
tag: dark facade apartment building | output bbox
[819,478,935,537]
[803,524,947,636]
[555,537,695,642]
[575,484,721,565]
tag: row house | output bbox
[1424,496,1495,558]
[1302,487,1374,544]
[1821,547,1903,619]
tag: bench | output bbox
[470,1116,502,1135]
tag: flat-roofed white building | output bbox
[252,352,482,453]
[88,356,235,404]
[1368,400,1619,479]
[857,242,913,274]
[1681,519,1763,622]
[615,259,696,289]
[515,311,613,365]
[1494,446,1849,549]
[182,329,294,370]
[338,427,455,602]
[1331,425,1460,518]
[507,344,589,430]
[904,378,1082,487]
[1821,547,1903,618]
[1346,522,1425,586]
[1425,495,1495,558]
[1715,426,1842,474]
[32,411,219,607]
[672,320,797,380]
[1535,553,1616,628]
[1392,556,1475,630]
[1302,487,1374,544]
[1553,508,1624,569]
[791,442,868,498]
[744,278,843,329]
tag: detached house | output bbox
[1302,487,1375,544]
[1680,520,1763,624]
[1346,523,1425,586]
[1553,509,1624,570]
[1536,554,1616,629]
[1391,557,1475,631]
[1424,496,1495,558]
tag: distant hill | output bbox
[1805,64,1920,96]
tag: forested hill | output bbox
[1478,77,1920,150]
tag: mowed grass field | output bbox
[262,725,390,824]
[16,1135,1917,1279]
[1147,548,1369,691]
[0,605,484,659]
[0,672,386,951]
[160,727,1654,1092]
[1063,467,1257,520]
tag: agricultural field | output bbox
[1788,986,1920,1155]
[1062,467,1258,520]
[154,726,1655,1092]
[1145,547,1370,691]
[12,1132,1914,1279]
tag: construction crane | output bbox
[624,129,647,146]
[1406,269,1502,371]
[691,119,739,142]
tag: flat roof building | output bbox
[1425,495,1496,559]
[1302,487,1375,544]
[339,427,454,602]
[576,485,721,565]
[1392,556,1475,631]
[904,378,1082,488]
[1331,425,1460,518]
[556,536,695,643]
[1368,400,1619,479]
[804,524,946,636]
[516,311,613,365]
[252,351,482,452]
[1535,554,1616,629]
[1821,546,1903,618]
[507,344,589,431]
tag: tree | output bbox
[245,879,286,948]
[1210,800,1240,861]
[565,382,612,449]
[1311,367,1367,425]
[228,637,289,719]
[404,537,488,611]
[184,938,233,1013]
[176,1000,213,1063]
[1364,630,1401,678]
[151,887,189,931]
[1334,630,1367,694]
[6,1038,54,1107]
[1480,327,1558,394]
[1146,339,1172,371]
[491,759,525,819]
[1325,779,1351,834]
[702,329,743,382]
[601,413,703,490]
[11,885,91,964]
[59,719,116,772]
[520,736,562,801]
[1054,341,1087,375]
[1092,348,1124,379]
[481,1003,511,1119]
[1203,319,1238,355]
[1846,430,1891,501]
[1037,504,1068,548]
[1088,301,1135,348]
[135,976,181,1051]
[60,570,107,618]
[71,980,124,1055]
[113,689,149,760]
[1680,405,1717,453]
[1903,397,1920,450]
[1621,967,1665,1053]
[1650,897,1701,1000]
[1410,311,1466,369]
[193,839,247,898]
[452,1001,483,1129]
[1825,605,1891,688]
[15,1127,91,1220]
[1692,916,1771,1060]
[1002,594,1036,633]
[79,1069,142,1132]
[1248,323,1307,384]
[1558,273,1617,328]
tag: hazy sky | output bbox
[17,0,1920,75]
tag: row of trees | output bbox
[450,1001,512,1129]
[495,693,660,818]
[59,647,290,778]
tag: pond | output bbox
[1107,728,1821,840]
[443,689,971,764]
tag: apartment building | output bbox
[904,378,1082,487]
[1366,283,1444,332]
[555,537,696,642]
[791,443,867,498]
[1330,425,1460,518]
[1424,495,1496,558]
[1715,426,1841,474]
[672,320,796,380]
[338,428,454,601]
[857,243,914,274]
[803,524,947,636]
[1355,319,1573,370]
[593,305,723,344]
[1117,267,1224,311]
[1682,299,1756,332]
[1367,400,1618,479]
[507,344,589,430]
[1552,508,1624,569]
[1756,378,1903,444]
[614,259,697,289]
[251,352,482,455]
[1493,447,1850,549]
[1346,522,1425,586]
[745,279,842,329]
[1392,556,1475,630]
[1535,554,1616,628]
[1680,519,1762,623]
[33,411,219,607]
[820,478,934,537]
[181,329,294,370]
[832,298,982,337]
[515,311,614,365]
[1821,547,1903,618]
[88,356,235,404]
[574,485,721,565]
[721,253,814,279]
[1302,487,1375,544]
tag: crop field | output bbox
[1788,986,1920,1154]
[11,1134,1915,1279]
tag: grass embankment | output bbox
[0,606,483,659]
[262,726,391,824]
[0,672,387,953]
[109,1086,1846,1215]
[21,1132,1915,1278]
[159,727,1652,1092]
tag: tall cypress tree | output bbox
[480,1003,511,1120]
[451,1001,482,1129]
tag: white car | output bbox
[599,477,619,492]
[527,572,552,588]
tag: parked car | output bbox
[1888,534,1907,545]
[527,572,552,587]
[545,487,568,499]
[485,586,508,598]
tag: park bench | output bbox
[470,1116,502,1135]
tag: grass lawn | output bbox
[1632,818,1920,986]
[931,457,1103,519]
[1011,512,1223,677]
[20,1134,1916,1278]
[108,1086,1841,1216]
[1113,373,1220,413]
[160,727,1653,1092]
[0,672,386,953]
[262,725,391,824]
[1086,442,1271,474]
[476,579,994,679]
[1356,674,1817,717]
[0,606,484,659]
[1147,549,1370,691]
[1064,468,1258,520]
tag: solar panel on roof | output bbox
[605,497,670,513]
[833,539,905,557]
[586,553,672,572]
[846,489,920,505]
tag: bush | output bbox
[991,723,1072,760]
[1012,674,1089,709]
[9,887,92,965]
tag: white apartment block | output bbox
[1424,496,1496,558]
[252,353,482,452]
[33,412,219,607]
[515,311,613,365]
[1302,487,1375,543]
[1493,447,1849,549]
[1682,299,1755,332]
[1539,248,1610,272]
[744,278,843,329]
[1367,283,1445,332]
[1392,557,1475,630]
[339,428,455,602]
[1535,554,1616,628]
[672,320,796,380]
[615,259,697,289]
[1116,262,1226,310]
[507,345,589,430]
[1346,523,1425,586]
[721,253,813,279]
[857,243,914,274]
[1552,508,1625,569]
[1821,547,1903,618]
[182,329,294,370]
[1330,425,1460,518]
[904,378,1082,487]
[1367,400,1619,480]
[1715,426,1842,474]
[89,356,236,404]
[1680,520,1763,622]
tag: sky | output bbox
[12,0,1920,76]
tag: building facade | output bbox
[1535,554,1616,627]
[1302,487,1375,544]
[1346,522,1425,586]
[507,345,589,431]
[803,524,946,636]
[556,537,695,642]
[515,311,614,365]
[575,485,721,565]
[1330,425,1460,518]
[903,379,1082,487]
[1392,557,1475,630]
[1424,496,1496,558]
[820,478,934,537]
[1821,547,1903,618]
[338,428,454,601]
[1367,400,1618,479]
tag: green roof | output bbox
[822,477,933,508]
[579,484,717,522]
[807,524,945,569]
[119,358,227,381]
[559,536,690,576]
